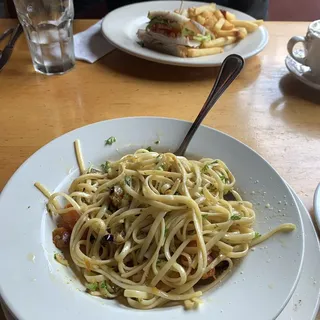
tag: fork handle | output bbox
[0,27,14,42]
[7,24,23,49]
[174,54,245,156]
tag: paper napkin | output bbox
[74,20,115,63]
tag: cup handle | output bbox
[287,36,306,65]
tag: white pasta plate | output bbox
[101,1,269,67]
[0,117,304,320]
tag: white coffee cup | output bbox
[287,20,320,77]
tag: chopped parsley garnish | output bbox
[164,228,168,236]
[124,176,132,186]
[201,164,209,173]
[231,214,241,220]
[124,193,130,200]
[254,232,261,239]
[154,140,160,144]
[218,172,227,183]
[158,165,164,171]
[203,214,209,220]
[201,161,218,174]
[146,146,153,152]
[100,281,107,289]
[105,136,116,145]
[101,161,110,173]
[86,282,98,291]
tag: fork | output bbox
[0,24,23,71]
[0,27,14,43]
[174,54,245,156]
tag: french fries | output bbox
[252,19,264,26]
[196,15,206,25]
[225,11,236,21]
[201,11,214,19]
[187,47,223,57]
[222,20,234,30]
[236,27,248,39]
[230,20,258,33]
[214,9,224,19]
[216,29,239,37]
[201,36,237,48]
[175,2,264,58]
[214,17,225,31]
[189,3,216,16]
[204,15,217,30]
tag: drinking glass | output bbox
[13,0,75,75]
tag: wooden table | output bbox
[0,19,319,319]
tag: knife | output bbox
[0,24,23,71]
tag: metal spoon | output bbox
[174,54,244,156]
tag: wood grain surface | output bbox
[0,19,319,319]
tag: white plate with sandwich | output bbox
[101,1,268,67]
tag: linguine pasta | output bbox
[35,140,295,309]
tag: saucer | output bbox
[285,49,320,90]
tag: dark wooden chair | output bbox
[4,0,17,18]
[4,0,108,19]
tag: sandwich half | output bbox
[137,10,212,57]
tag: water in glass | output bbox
[13,0,75,75]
